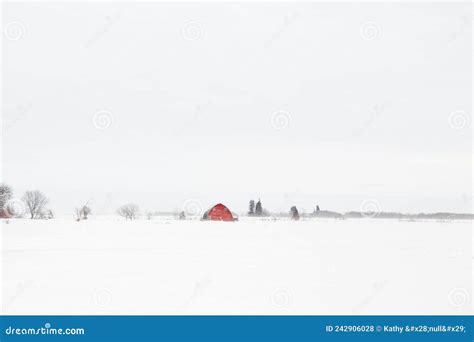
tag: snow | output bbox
[1,216,472,315]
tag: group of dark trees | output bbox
[248,199,267,216]
[0,184,52,219]
[0,182,317,222]
[290,206,300,220]
[249,198,302,220]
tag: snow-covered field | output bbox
[1,216,472,315]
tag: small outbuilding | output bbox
[202,203,237,221]
[0,209,11,219]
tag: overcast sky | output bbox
[2,2,472,215]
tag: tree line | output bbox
[0,184,52,219]
[0,183,303,221]
[249,199,300,220]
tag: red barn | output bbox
[202,203,236,221]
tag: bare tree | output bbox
[74,205,91,221]
[46,209,54,219]
[74,200,92,221]
[81,205,91,219]
[117,203,139,220]
[22,190,49,219]
[74,207,82,222]
[0,184,13,217]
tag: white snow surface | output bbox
[1,216,472,315]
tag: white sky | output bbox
[1,2,472,214]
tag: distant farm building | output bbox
[202,203,237,221]
[0,209,11,219]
